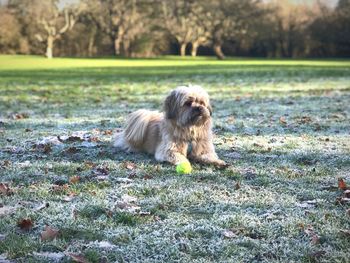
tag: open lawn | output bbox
[0,55,350,262]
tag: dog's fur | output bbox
[113,85,226,166]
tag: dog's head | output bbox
[164,85,212,127]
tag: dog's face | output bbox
[164,86,212,127]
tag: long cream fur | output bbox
[113,86,226,166]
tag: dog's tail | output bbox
[113,110,159,150]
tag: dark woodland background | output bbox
[0,0,349,59]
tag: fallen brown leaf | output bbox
[50,184,69,194]
[102,129,113,135]
[88,136,99,142]
[69,176,80,184]
[279,116,287,125]
[17,218,34,231]
[0,183,13,196]
[12,113,29,119]
[143,174,153,180]
[304,226,320,245]
[124,161,136,170]
[338,178,347,190]
[41,226,59,241]
[84,161,96,168]
[67,253,89,263]
[311,234,320,245]
[0,160,11,168]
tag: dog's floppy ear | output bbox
[164,91,178,119]
[207,103,213,116]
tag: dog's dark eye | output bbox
[185,101,192,106]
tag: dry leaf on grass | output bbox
[69,176,80,184]
[124,161,136,170]
[84,161,96,169]
[67,253,89,263]
[0,160,11,168]
[338,178,347,190]
[12,113,29,119]
[41,226,59,241]
[0,183,13,196]
[102,129,113,135]
[50,184,69,194]
[304,226,320,245]
[142,174,153,180]
[279,116,287,125]
[17,218,33,231]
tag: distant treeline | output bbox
[0,0,349,59]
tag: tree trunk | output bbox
[114,38,122,56]
[191,42,199,57]
[123,39,130,57]
[88,28,96,57]
[46,35,54,59]
[213,43,225,60]
[180,43,186,56]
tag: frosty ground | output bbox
[0,56,349,262]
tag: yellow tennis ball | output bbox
[176,161,192,174]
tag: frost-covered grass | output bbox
[0,55,349,262]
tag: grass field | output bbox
[0,55,349,262]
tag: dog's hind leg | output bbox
[112,132,137,153]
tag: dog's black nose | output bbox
[194,106,202,112]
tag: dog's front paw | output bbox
[213,159,228,168]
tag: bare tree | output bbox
[188,3,211,57]
[0,7,22,53]
[161,0,198,56]
[84,0,149,57]
[203,0,265,59]
[269,0,313,57]
[27,0,83,58]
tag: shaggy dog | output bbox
[113,85,226,166]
